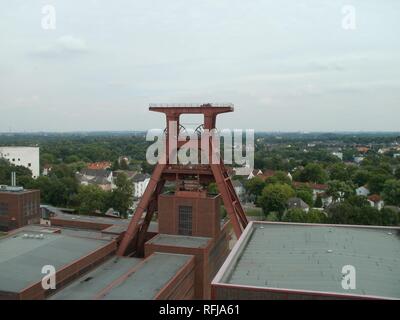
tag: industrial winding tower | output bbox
[117,103,248,257]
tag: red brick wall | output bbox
[155,256,196,300]
[0,190,40,231]
[158,193,221,238]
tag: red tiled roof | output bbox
[357,147,370,153]
[368,194,382,203]
[87,162,112,170]
[293,181,328,190]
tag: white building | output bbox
[368,195,384,211]
[0,146,40,178]
[132,173,151,198]
[354,156,365,164]
[332,152,343,160]
[356,186,370,197]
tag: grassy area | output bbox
[0,232,6,238]
[244,207,263,217]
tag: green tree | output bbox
[368,174,392,194]
[306,209,327,223]
[65,155,80,164]
[245,177,266,199]
[328,163,348,181]
[0,159,33,186]
[298,163,328,184]
[351,170,371,187]
[326,180,355,202]
[380,207,400,226]
[382,179,400,206]
[296,189,314,207]
[265,171,291,185]
[314,195,323,208]
[110,173,134,218]
[208,182,218,194]
[265,212,279,221]
[327,201,381,225]
[76,185,108,215]
[395,168,400,180]
[258,183,295,217]
[282,208,307,222]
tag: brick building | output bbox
[0,186,40,231]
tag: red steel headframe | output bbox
[117,103,248,256]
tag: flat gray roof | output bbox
[215,222,400,299]
[0,229,113,293]
[52,212,130,226]
[147,233,211,248]
[100,253,193,300]
[18,224,117,241]
[50,256,142,300]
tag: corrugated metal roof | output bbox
[220,222,400,299]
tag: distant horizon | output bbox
[1,130,399,135]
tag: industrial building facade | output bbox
[0,187,40,231]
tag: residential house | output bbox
[76,168,114,191]
[368,194,384,211]
[293,182,328,202]
[247,169,263,180]
[332,152,343,160]
[354,157,365,164]
[357,147,370,153]
[132,173,151,198]
[87,162,112,170]
[315,192,333,208]
[42,165,52,176]
[287,197,310,212]
[356,186,370,197]
[113,170,137,180]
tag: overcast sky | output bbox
[0,0,399,132]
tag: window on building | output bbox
[0,202,9,216]
[28,163,31,167]
[178,205,192,236]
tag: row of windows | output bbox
[0,202,9,216]
[0,200,38,217]
[1,155,32,166]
